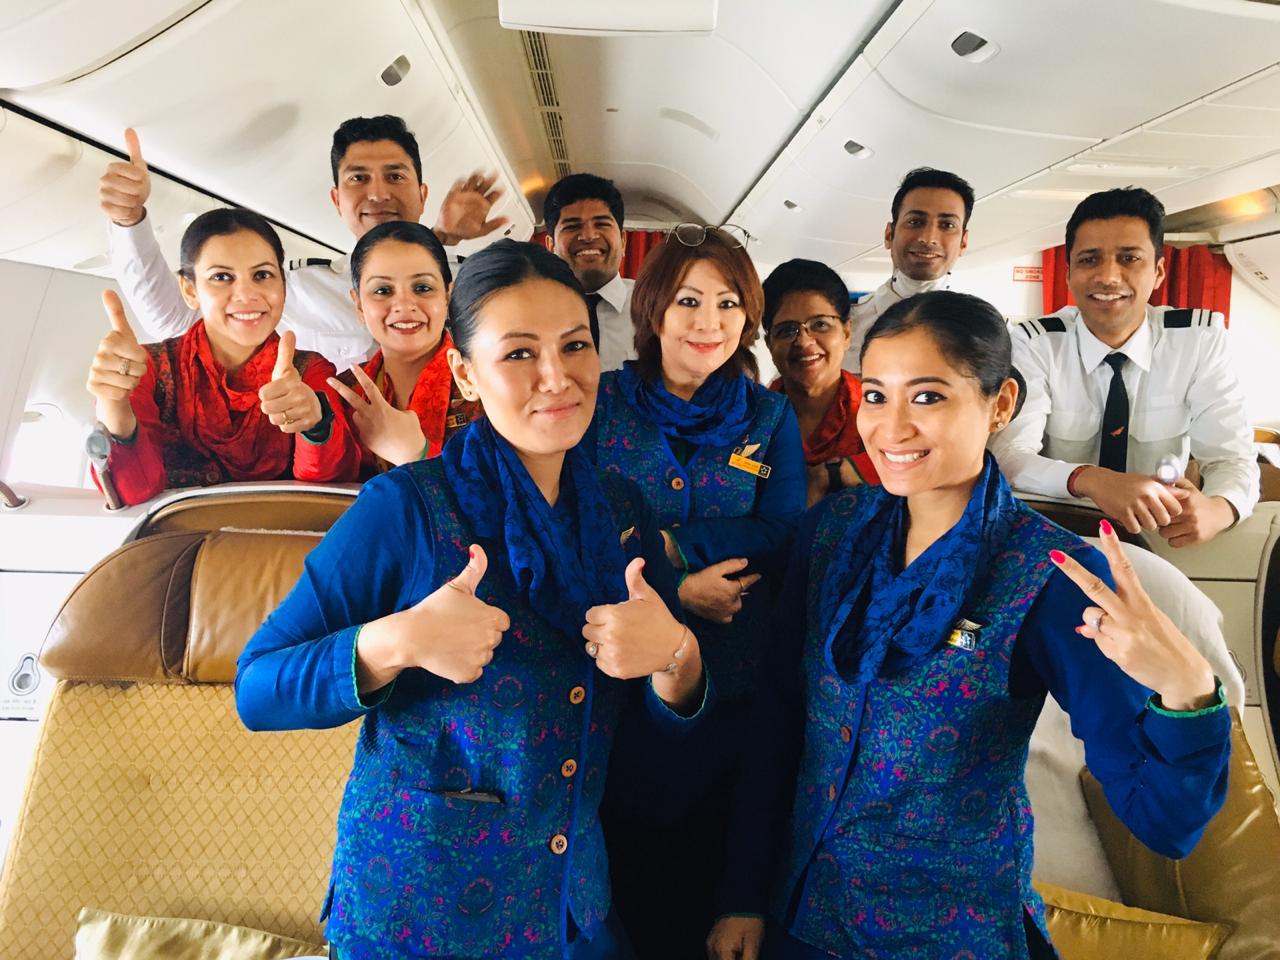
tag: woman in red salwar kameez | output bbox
[325,220,479,477]
[85,207,360,506]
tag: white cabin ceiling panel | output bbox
[0,0,204,90]
[0,105,336,277]
[8,0,524,254]
[1092,129,1280,168]
[1146,102,1280,138]
[1209,65,1280,109]
[874,0,1280,140]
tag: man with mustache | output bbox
[991,187,1258,546]
[542,173,635,371]
[844,167,974,372]
[99,115,507,369]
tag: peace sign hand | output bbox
[1050,520,1217,712]
[258,331,322,434]
[98,128,151,227]
[327,365,427,466]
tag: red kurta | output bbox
[351,332,481,477]
[771,369,880,485]
[98,321,361,506]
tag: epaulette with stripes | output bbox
[288,257,333,271]
[1015,316,1068,339]
[1161,308,1221,329]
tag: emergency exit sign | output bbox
[1013,265,1043,282]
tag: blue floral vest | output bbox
[593,372,787,697]
[779,488,1086,959]
[324,459,646,959]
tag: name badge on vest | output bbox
[445,414,469,429]
[729,443,771,479]
[946,617,983,652]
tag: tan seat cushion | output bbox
[1037,881,1230,959]
[0,683,358,958]
[74,907,325,959]
[1081,712,1280,960]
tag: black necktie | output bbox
[1099,352,1130,473]
[585,293,603,349]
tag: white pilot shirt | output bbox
[843,271,951,373]
[109,217,376,370]
[592,272,637,373]
[989,304,1260,522]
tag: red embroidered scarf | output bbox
[362,332,459,458]
[175,321,292,479]
[773,369,880,482]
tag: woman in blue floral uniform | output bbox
[591,227,805,959]
[236,240,709,960]
[712,290,1231,960]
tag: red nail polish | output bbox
[1099,519,1114,537]
[1049,550,1067,564]
[468,546,475,559]
[1074,626,1084,634]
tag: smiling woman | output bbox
[84,207,361,506]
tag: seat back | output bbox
[0,528,358,957]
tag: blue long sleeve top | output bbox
[721,497,1231,915]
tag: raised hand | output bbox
[258,331,322,434]
[355,544,510,691]
[432,170,509,245]
[326,365,427,465]
[86,290,149,438]
[1050,520,1218,711]
[98,128,152,227]
[706,916,765,960]
[677,557,762,625]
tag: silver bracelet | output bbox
[663,626,690,674]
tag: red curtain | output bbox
[1041,243,1232,323]
[529,229,667,279]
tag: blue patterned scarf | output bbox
[818,453,1018,686]
[616,360,756,448]
[441,418,628,637]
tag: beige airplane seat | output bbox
[0,526,357,958]
[136,489,355,539]
[1026,540,1280,960]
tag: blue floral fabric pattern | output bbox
[236,456,700,959]
[779,474,1084,958]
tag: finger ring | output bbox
[118,359,131,377]
[283,415,297,426]
[585,642,599,659]
[1085,612,1103,629]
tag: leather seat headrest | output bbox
[41,529,322,685]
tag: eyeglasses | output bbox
[671,222,752,249]
[769,315,845,342]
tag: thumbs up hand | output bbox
[258,331,322,434]
[354,544,511,691]
[326,364,428,465]
[98,128,152,227]
[87,290,149,437]
[583,558,701,682]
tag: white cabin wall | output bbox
[1226,273,1280,428]
[0,258,131,489]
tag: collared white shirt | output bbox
[843,271,951,373]
[110,217,375,370]
[990,304,1259,521]
[591,272,636,373]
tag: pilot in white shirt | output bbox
[991,187,1258,546]
[845,167,973,371]
[542,172,636,372]
[98,116,507,370]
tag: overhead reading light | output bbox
[950,31,1000,63]
[381,55,412,87]
[499,0,717,35]
[843,139,873,159]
